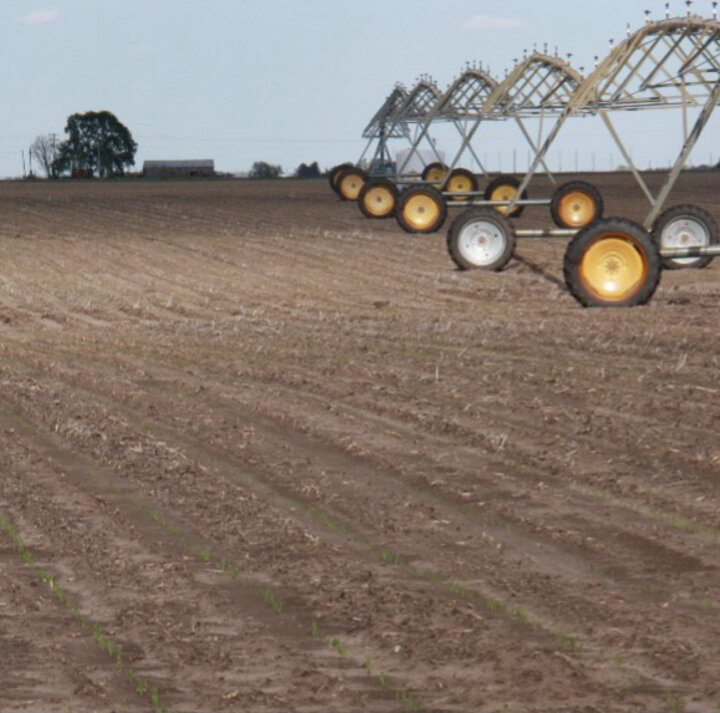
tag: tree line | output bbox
[31,110,137,178]
[31,110,328,179]
[248,161,322,179]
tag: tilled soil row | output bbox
[0,176,718,712]
[0,318,718,710]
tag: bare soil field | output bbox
[0,173,718,712]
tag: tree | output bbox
[295,161,320,179]
[53,110,137,177]
[30,134,59,178]
[249,161,282,179]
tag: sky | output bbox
[2,0,720,178]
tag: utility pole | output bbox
[21,149,26,178]
[49,133,59,178]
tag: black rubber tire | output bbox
[358,178,399,219]
[563,218,661,308]
[421,162,449,183]
[443,168,479,200]
[329,163,354,196]
[483,176,527,218]
[335,167,368,202]
[652,203,718,270]
[550,181,604,229]
[396,185,448,234]
[446,208,516,271]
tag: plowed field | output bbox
[0,173,718,712]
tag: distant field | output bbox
[0,174,718,712]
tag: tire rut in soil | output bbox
[0,407,415,712]
[1,348,720,704]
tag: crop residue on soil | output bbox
[0,174,718,712]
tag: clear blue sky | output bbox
[2,0,719,177]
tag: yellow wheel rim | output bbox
[339,173,364,200]
[364,185,395,217]
[490,184,518,214]
[403,194,440,230]
[558,190,597,227]
[425,167,447,185]
[446,175,474,200]
[580,236,647,301]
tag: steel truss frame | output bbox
[434,52,586,205]
[393,66,499,177]
[508,14,720,254]
[356,84,411,172]
[357,79,443,174]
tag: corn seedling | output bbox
[120,491,424,711]
[663,689,684,713]
[0,511,166,712]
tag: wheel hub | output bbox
[449,177,471,193]
[580,237,646,300]
[425,168,446,184]
[459,220,505,264]
[340,174,363,200]
[661,217,709,265]
[366,187,394,216]
[559,191,595,227]
[491,186,517,214]
[405,195,439,229]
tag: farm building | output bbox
[143,159,215,177]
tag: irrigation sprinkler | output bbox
[450,14,720,307]
[558,13,720,305]
[332,79,445,203]
[357,67,499,219]
[397,53,602,234]
[330,84,410,201]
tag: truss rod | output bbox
[609,36,669,103]
[514,66,559,109]
[675,30,719,82]
[652,31,709,100]
[599,111,656,205]
[643,77,720,228]
[639,29,693,91]
[514,118,556,185]
[501,63,545,109]
[451,120,488,175]
[503,109,571,214]
[446,118,485,174]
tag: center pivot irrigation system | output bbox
[329,9,720,308]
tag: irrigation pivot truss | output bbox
[450,51,587,188]
[358,84,411,173]
[330,79,443,203]
[394,52,597,235]
[380,76,445,173]
[331,11,720,307]
[482,13,720,307]
[518,14,720,230]
[394,65,499,178]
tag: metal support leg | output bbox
[505,110,571,214]
[600,111,656,206]
[515,118,557,185]
[643,81,720,229]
